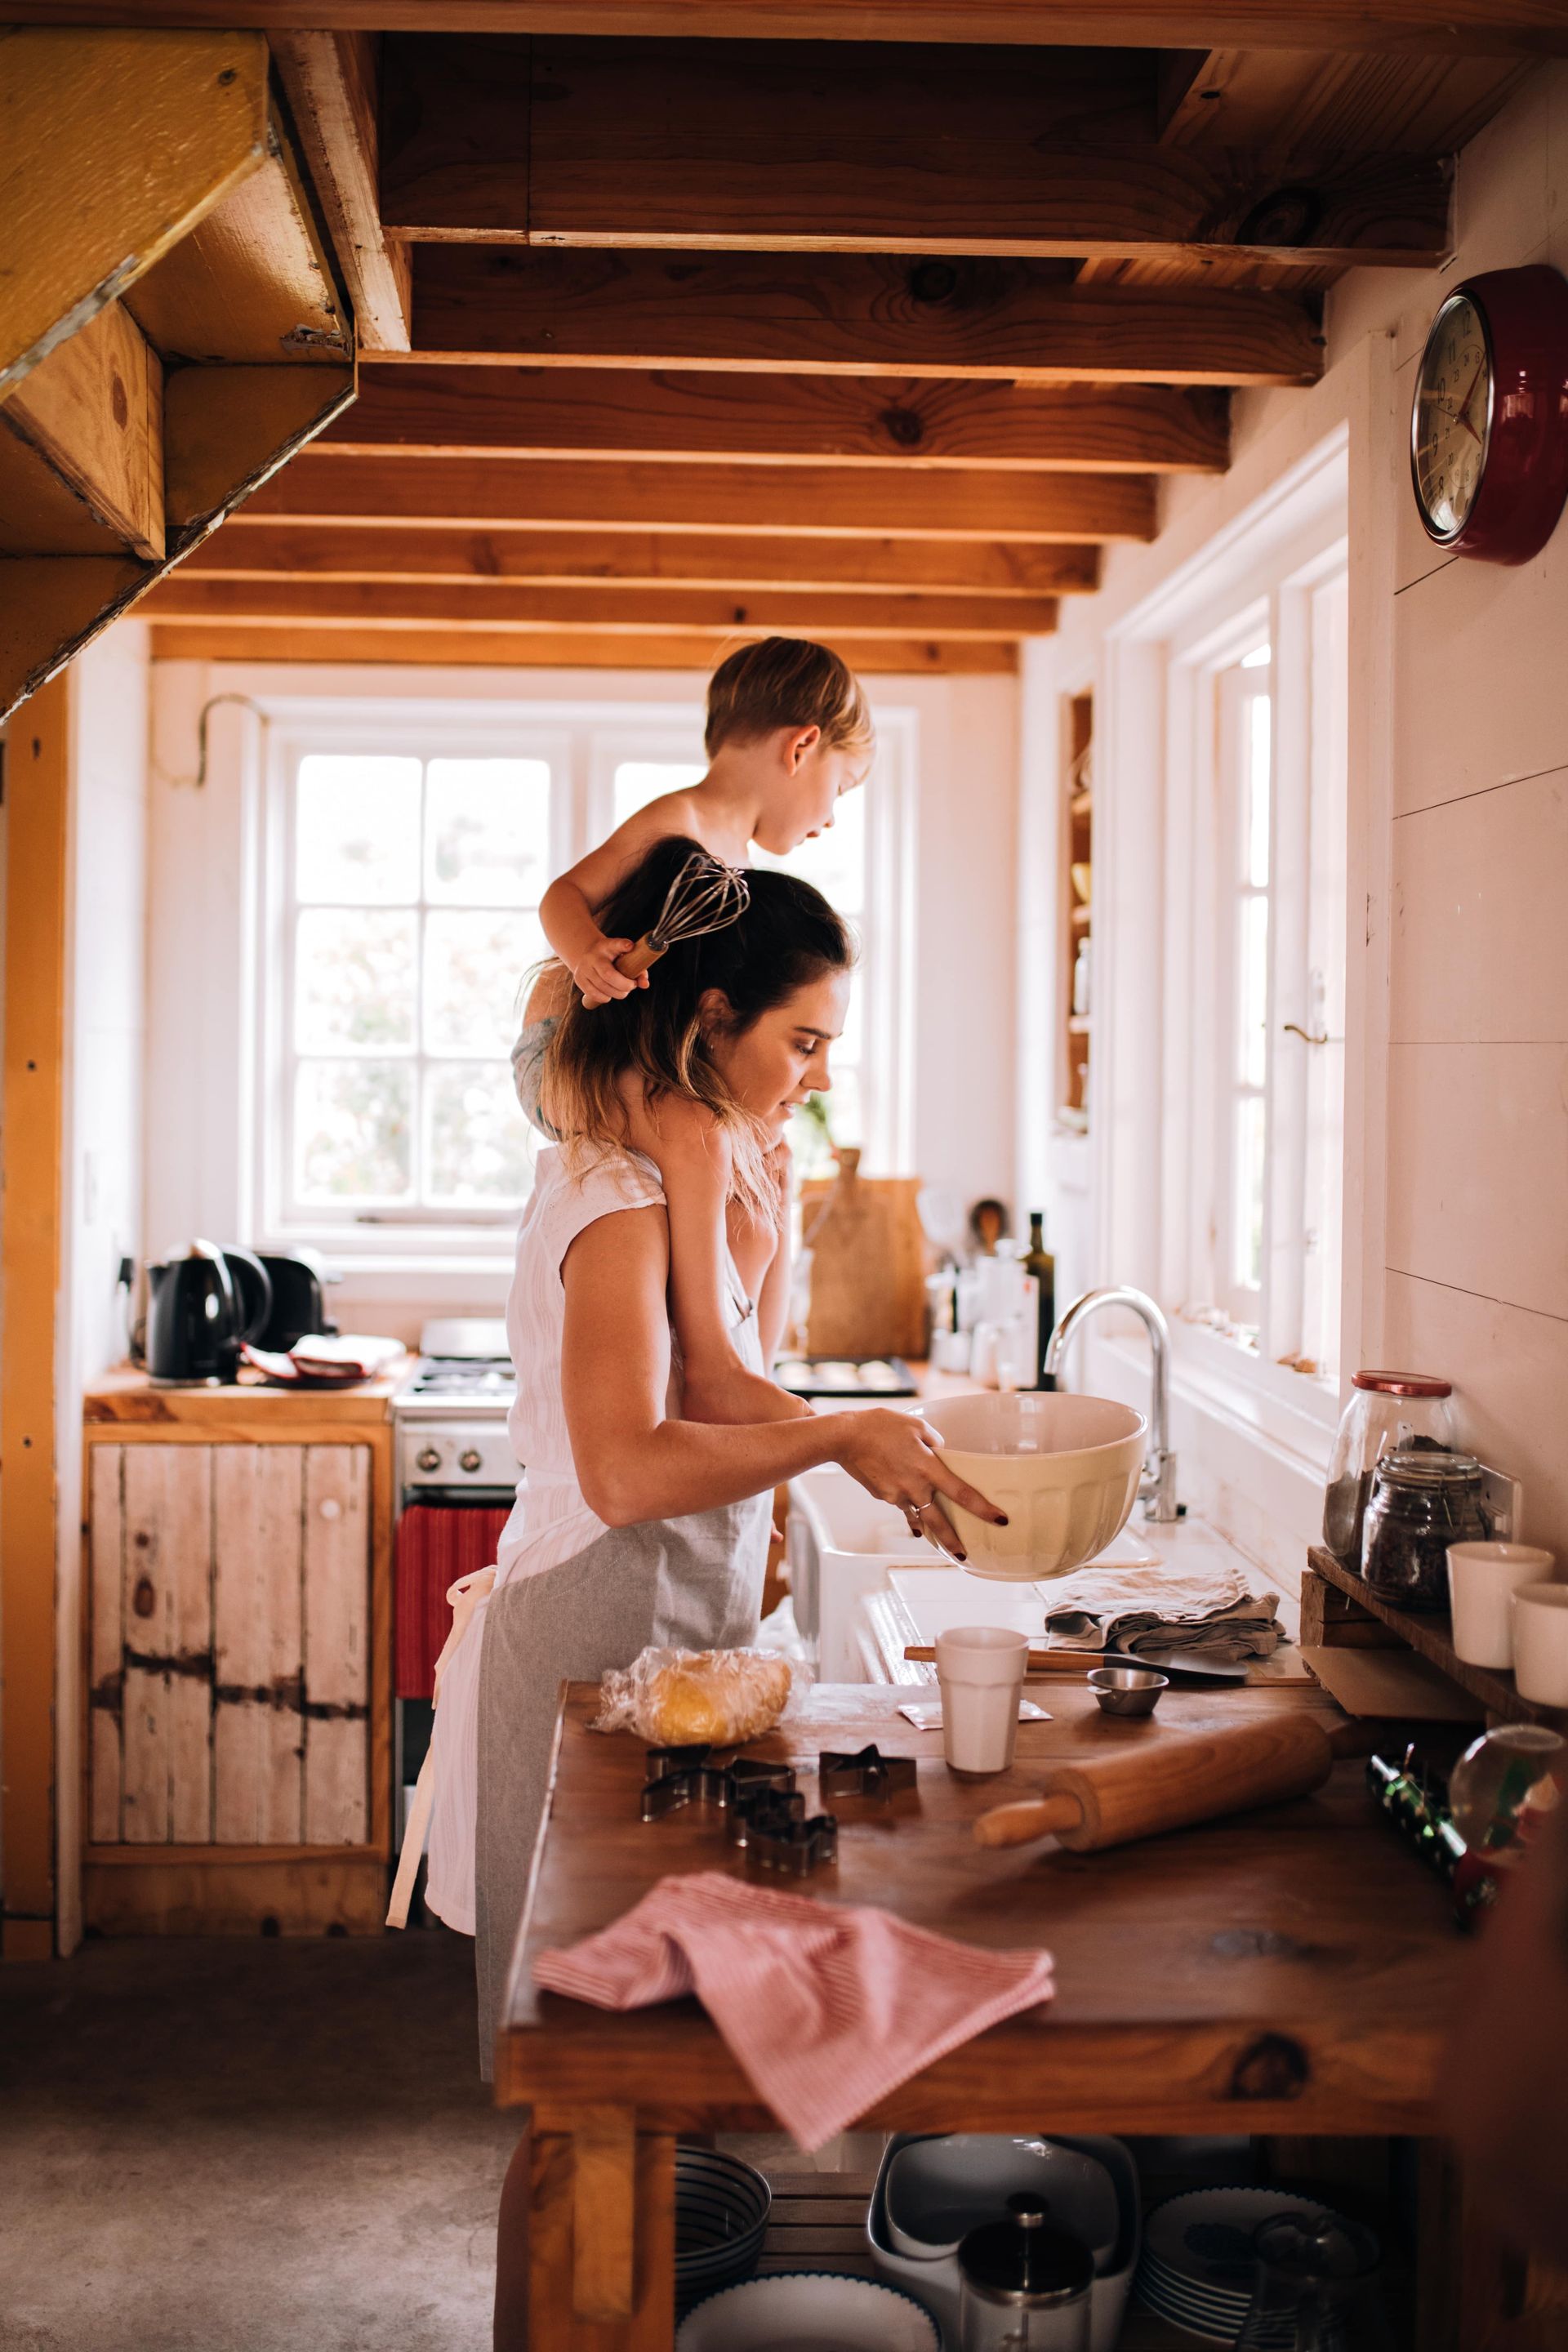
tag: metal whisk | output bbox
[617,851,751,979]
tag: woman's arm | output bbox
[561,1205,1004,1539]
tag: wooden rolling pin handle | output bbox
[617,936,664,979]
[973,1793,1086,1849]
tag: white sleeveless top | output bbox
[498,1143,668,1586]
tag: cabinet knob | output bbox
[318,1496,342,1521]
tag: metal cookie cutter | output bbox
[818,1744,918,1801]
[639,1746,796,1823]
[746,1802,839,1877]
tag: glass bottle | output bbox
[1022,1212,1057,1392]
[1322,1370,1457,1569]
[1361,1450,1489,1610]
[1236,2212,1394,2350]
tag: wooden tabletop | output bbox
[498,1682,1466,2137]
[84,1362,403,1428]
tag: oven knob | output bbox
[459,1449,483,1473]
[416,1446,441,1473]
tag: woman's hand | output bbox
[831,1410,1006,1566]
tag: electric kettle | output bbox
[145,1241,272,1384]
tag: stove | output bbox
[392,1317,519,1494]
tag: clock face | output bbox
[1412,292,1494,541]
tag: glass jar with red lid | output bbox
[1322,1370,1459,1571]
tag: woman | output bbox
[421,836,1004,2067]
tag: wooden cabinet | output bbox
[82,1376,395,1934]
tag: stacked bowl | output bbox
[675,2145,772,2314]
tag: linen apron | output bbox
[472,1275,771,2075]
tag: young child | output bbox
[517,635,873,1423]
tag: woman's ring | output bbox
[905,1503,924,1536]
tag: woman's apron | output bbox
[473,1270,771,2074]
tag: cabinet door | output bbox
[89,1441,372,1848]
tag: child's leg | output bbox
[619,1087,800,1425]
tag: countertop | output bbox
[83,1362,406,1428]
[498,1679,1461,2136]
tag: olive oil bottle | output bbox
[1022,1210,1057,1389]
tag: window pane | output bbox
[1238,892,1269,1089]
[295,910,416,1053]
[1245,693,1272,888]
[425,910,546,1057]
[296,755,421,904]
[425,1062,533,1204]
[295,1060,413,1201]
[613,760,705,829]
[823,1062,863,1149]
[753,780,866,914]
[425,759,550,906]
[1233,1094,1266,1293]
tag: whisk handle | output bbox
[617,934,664,980]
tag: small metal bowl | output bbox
[1087,1665,1169,1717]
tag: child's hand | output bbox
[572,935,649,1009]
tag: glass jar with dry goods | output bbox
[1361,1450,1489,1611]
[1322,1370,1458,1570]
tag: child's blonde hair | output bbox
[705,635,875,760]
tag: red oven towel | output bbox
[395,1505,511,1699]
[532,1870,1055,2150]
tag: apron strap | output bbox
[385,1563,499,1931]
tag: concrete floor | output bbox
[0,1927,518,2352]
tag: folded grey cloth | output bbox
[1042,1561,1281,1668]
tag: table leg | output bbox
[495,2110,676,2350]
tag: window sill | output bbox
[1089,1321,1337,1481]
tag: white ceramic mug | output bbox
[1447,1542,1556,1668]
[934,1625,1028,1775]
[1512,1584,1568,1706]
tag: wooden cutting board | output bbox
[800,1150,926,1358]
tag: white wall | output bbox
[1018,61,1568,1573]
[147,656,1018,1341]
[55,617,152,1949]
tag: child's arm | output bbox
[622,1087,805,1427]
[540,793,703,1009]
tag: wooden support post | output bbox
[521,2119,675,2350]
[0,675,70,1959]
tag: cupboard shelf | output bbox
[1305,1545,1568,1731]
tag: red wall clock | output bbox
[1410,263,1568,565]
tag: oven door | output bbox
[395,1490,514,1701]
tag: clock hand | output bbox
[1454,357,1487,446]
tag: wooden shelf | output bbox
[1067,1013,1092,1035]
[1307,1546,1568,1731]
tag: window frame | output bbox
[249,694,916,1269]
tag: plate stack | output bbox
[1134,2188,1361,2345]
[675,2145,772,2315]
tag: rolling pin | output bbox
[973,1712,1356,1852]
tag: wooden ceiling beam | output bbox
[180,523,1099,594]
[404,249,1323,385]
[146,622,1019,675]
[141,573,1058,638]
[1,303,164,559]
[380,36,1450,268]
[240,453,1158,541]
[270,31,412,352]
[323,368,1228,472]
[14,7,1568,56]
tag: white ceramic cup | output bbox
[934,1625,1028,1775]
[1447,1542,1556,1668]
[1512,1583,1568,1706]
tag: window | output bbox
[253,699,914,1262]
[1192,556,1348,1383]
[285,751,547,1218]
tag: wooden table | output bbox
[497,1680,1488,2349]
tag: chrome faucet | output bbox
[1045,1285,1182,1523]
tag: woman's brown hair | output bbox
[538,835,854,1216]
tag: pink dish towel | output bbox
[532,1870,1055,2151]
